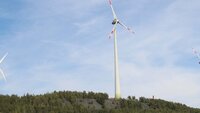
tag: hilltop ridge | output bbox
[0,91,199,113]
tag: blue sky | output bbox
[0,0,200,108]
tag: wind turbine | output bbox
[108,0,134,99]
[0,53,8,82]
[192,48,200,64]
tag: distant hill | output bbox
[0,91,199,113]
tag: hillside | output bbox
[0,91,199,113]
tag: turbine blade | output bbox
[109,0,112,4]
[118,21,135,34]
[108,24,117,39]
[0,53,8,64]
[108,0,117,19]
[0,68,6,82]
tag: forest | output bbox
[0,91,200,113]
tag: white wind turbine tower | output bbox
[0,53,8,82]
[108,0,134,99]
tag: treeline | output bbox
[0,91,199,113]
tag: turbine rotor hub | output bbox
[112,19,119,25]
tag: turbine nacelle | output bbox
[112,19,119,25]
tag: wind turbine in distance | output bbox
[108,0,134,99]
[0,53,8,82]
[192,48,200,64]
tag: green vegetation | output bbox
[0,91,199,113]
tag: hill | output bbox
[0,91,199,113]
